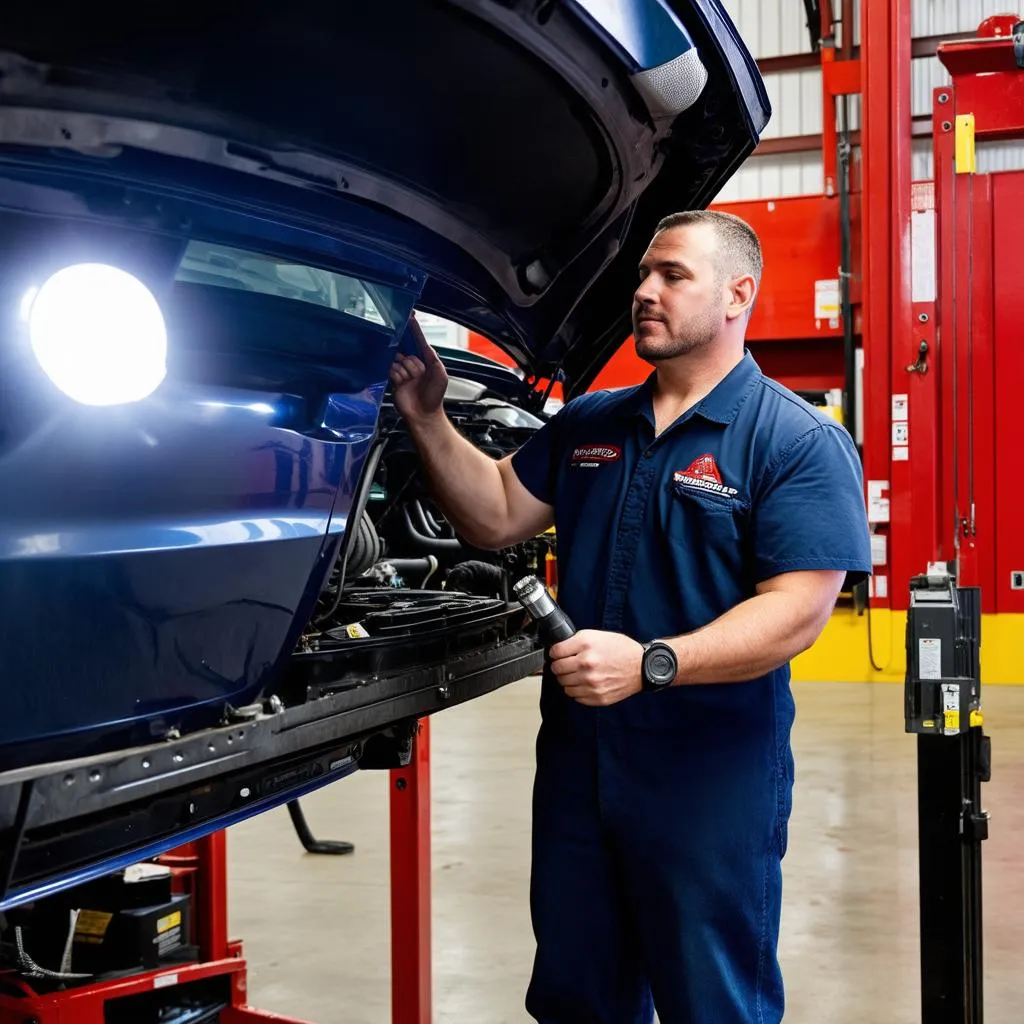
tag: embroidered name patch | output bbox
[673,454,738,497]
[571,445,622,468]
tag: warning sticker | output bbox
[157,911,182,935]
[344,622,370,639]
[75,909,113,945]
[919,638,942,680]
[814,278,840,320]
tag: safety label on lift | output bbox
[814,278,840,325]
[919,638,942,680]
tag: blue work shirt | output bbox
[510,350,872,733]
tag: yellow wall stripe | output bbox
[791,609,1023,684]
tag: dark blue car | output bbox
[0,0,768,905]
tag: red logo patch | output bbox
[673,454,738,497]
[571,444,622,467]
[680,454,722,485]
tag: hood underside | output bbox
[0,0,768,393]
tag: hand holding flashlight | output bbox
[512,575,576,646]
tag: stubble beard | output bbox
[634,304,723,363]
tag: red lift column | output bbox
[389,718,432,1024]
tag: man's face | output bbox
[631,224,727,362]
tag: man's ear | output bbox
[725,274,757,322]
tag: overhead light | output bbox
[25,263,167,406]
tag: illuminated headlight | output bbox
[24,263,167,406]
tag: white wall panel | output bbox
[912,0,1018,37]
[912,137,934,182]
[719,0,816,58]
[760,68,823,138]
[977,140,1024,173]
[910,131,1024,183]
[713,152,824,202]
[713,0,1024,200]
[912,55,947,117]
[715,0,837,198]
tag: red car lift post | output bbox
[0,718,434,1023]
[389,718,432,1024]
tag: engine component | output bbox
[364,557,439,589]
[445,560,506,598]
[346,510,382,577]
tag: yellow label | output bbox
[75,910,113,939]
[156,911,182,934]
[922,720,935,729]
[944,710,960,730]
[955,114,976,174]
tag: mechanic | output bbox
[389,210,872,1024]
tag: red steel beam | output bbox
[752,117,931,158]
[886,0,915,608]
[753,31,976,76]
[860,0,891,611]
[196,831,229,963]
[860,0,913,609]
[840,0,854,60]
[390,720,431,1024]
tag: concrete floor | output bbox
[227,678,1024,1023]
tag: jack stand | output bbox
[905,568,990,1024]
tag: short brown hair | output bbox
[655,210,763,287]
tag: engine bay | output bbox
[288,381,556,696]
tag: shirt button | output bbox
[643,450,654,459]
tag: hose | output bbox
[14,918,92,981]
[400,503,461,552]
[345,511,382,577]
[444,560,506,597]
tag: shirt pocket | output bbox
[666,478,749,562]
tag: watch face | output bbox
[645,644,676,687]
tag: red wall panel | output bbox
[712,194,859,344]
[991,172,1024,613]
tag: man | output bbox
[389,210,872,1023]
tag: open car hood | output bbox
[0,0,767,392]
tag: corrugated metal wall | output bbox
[715,0,821,201]
[714,0,1024,203]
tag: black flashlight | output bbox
[513,575,576,646]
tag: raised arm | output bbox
[388,318,554,550]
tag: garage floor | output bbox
[228,678,1024,1024]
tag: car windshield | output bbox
[175,240,396,327]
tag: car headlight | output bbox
[24,263,167,406]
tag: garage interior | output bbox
[1,1,1023,1023]
[238,3,1024,1019]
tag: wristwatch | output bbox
[641,640,677,691]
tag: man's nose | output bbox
[634,279,657,306]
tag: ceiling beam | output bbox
[755,30,977,77]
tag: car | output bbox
[0,0,769,907]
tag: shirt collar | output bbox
[616,349,761,426]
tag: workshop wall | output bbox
[716,0,824,201]
[717,0,1024,200]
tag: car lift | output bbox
[906,569,989,1024]
[0,721,433,1024]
